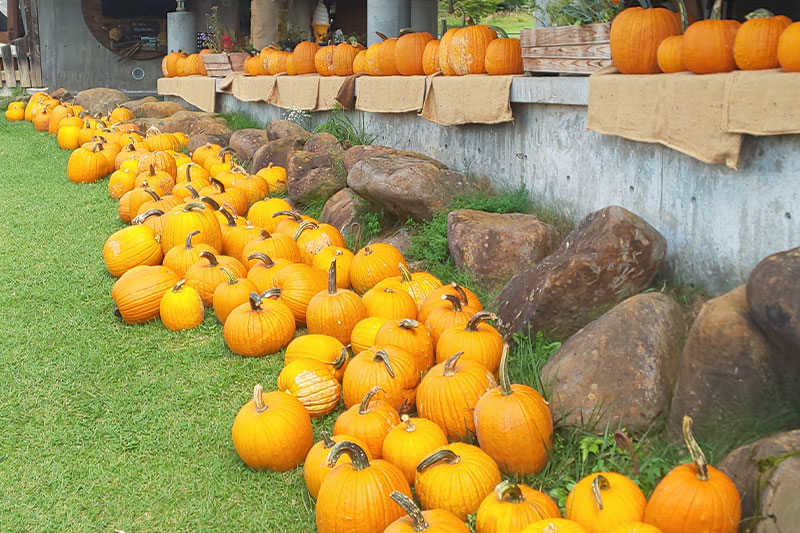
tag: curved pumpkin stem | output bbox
[373,350,396,378]
[496,480,525,504]
[442,293,463,312]
[200,196,221,210]
[293,221,320,241]
[326,440,370,470]
[349,221,362,252]
[220,206,238,228]
[710,0,723,19]
[184,230,201,249]
[499,343,513,396]
[359,386,383,415]
[261,288,282,300]
[333,347,348,370]
[327,258,338,295]
[143,188,162,202]
[321,430,336,449]
[131,209,165,225]
[399,318,419,330]
[745,8,774,19]
[401,414,416,432]
[416,448,461,473]
[273,210,303,221]
[210,177,225,193]
[390,491,429,532]
[220,267,238,285]
[442,351,464,377]
[682,415,710,481]
[185,184,200,199]
[253,383,268,413]
[257,229,271,240]
[465,311,497,332]
[248,292,264,311]
[398,263,413,283]
[182,202,207,212]
[199,250,219,267]
[591,474,610,511]
[248,252,275,268]
[613,430,640,476]
[171,279,186,293]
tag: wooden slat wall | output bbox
[520,23,612,75]
[1,1,42,88]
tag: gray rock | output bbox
[541,292,686,434]
[754,456,800,533]
[133,100,186,119]
[266,120,311,143]
[347,153,473,220]
[719,430,800,526]
[229,128,269,160]
[495,206,667,341]
[250,137,306,174]
[320,188,362,233]
[74,87,129,115]
[747,247,800,357]
[187,133,233,155]
[343,145,446,174]
[447,209,560,288]
[669,286,790,443]
[304,132,341,153]
[287,149,347,205]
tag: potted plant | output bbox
[201,6,251,76]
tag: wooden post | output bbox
[21,0,41,87]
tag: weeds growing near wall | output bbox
[217,111,264,131]
[315,106,375,146]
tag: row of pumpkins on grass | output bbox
[163,26,523,79]
[10,93,742,533]
[613,0,800,74]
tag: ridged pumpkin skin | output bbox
[67,143,108,183]
[449,25,496,75]
[656,35,686,73]
[160,202,223,255]
[683,18,741,74]
[395,32,434,76]
[247,196,292,231]
[162,230,218,278]
[353,50,367,74]
[415,443,502,521]
[271,263,328,326]
[312,246,354,289]
[303,432,372,500]
[381,415,448,485]
[223,291,296,357]
[438,29,458,76]
[362,286,418,321]
[112,265,179,324]
[103,224,163,277]
[333,42,365,76]
[418,283,481,324]
[277,358,341,418]
[734,14,792,70]
[384,491,470,533]
[285,334,349,381]
[315,45,335,76]
[294,221,346,265]
[332,387,401,459]
[375,318,435,374]
[212,272,258,324]
[643,417,740,533]
[610,7,681,74]
[375,264,442,309]
[474,344,553,476]
[245,252,292,293]
[350,316,390,355]
[184,251,247,306]
[365,42,383,76]
[342,346,420,413]
[424,294,475,345]
[485,38,524,75]
[436,311,502,372]
[476,481,562,533]
[377,38,400,76]
[608,523,663,533]
[416,351,496,441]
[565,473,646,533]
[422,39,441,75]
[521,519,588,533]
[294,41,320,74]
[316,441,412,533]
[159,281,204,331]
[778,22,800,72]
[232,384,313,471]
[241,229,302,266]
[350,243,407,294]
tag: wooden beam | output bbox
[21,0,41,87]
[13,37,31,87]
[0,43,17,87]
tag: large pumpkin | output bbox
[350,243,408,294]
[162,230,218,278]
[778,21,800,72]
[303,431,372,500]
[294,41,321,74]
[362,286,418,321]
[270,262,328,326]
[395,32,434,76]
[449,25,496,75]
[385,491,470,533]
[643,416,741,533]
[67,143,108,183]
[476,481,562,533]
[103,224,163,277]
[160,202,223,254]
[377,37,400,76]
[565,472,647,533]
[381,415,448,485]
[734,11,792,71]
[682,0,741,74]
[610,2,682,74]
[342,345,419,414]
[333,41,365,76]
[212,268,258,323]
[111,265,179,324]
[223,291,296,356]
[485,38,524,75]
[332,386,400,459]
[231,384,313,471]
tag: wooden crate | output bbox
[521,23,612,75]
[202,53,233,77]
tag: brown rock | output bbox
[668,286,790,443]
[447,209,560,288]
[121,96,158,113]
[495,206,666,341]
[131,118,163,132]
[754,456,800,533]
[343,145,446,174]
[250,137,306,174]
[187,133,233,155]
[266,120,311,143]
[320,188,363,232]
[229,129,269,160]
[50,88,74,102]
[133,100,186,119]
[287,149,347,205]
[74,87,129,115]
[157,110,227,135]
[304,132,341,153]
[747,247,800,356]
[347,154,473,220]
[541,293,686,434]
[719,430,800,525]
[369,227,417,257]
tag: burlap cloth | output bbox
[230,74,278,102]
[420,74,518,126]
[157,76,217,113]
[268,74,320,111]
[317,76,348,111]
[356,75,427,113]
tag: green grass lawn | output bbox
[442,9,537,37]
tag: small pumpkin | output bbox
[375,318,435,374]
[385,491,470,533]
[353,49,368,74]
[160,202,223,254]
[657,36,686,73]
[362,286,418,321]
[212,267,258,323]
[303,431,372,500]
[608,524,663,533]
[485,38,524,75]
[162,230,218,278]
[223,290,296,356]
[342,345,419,414]
[332,386,400,459]
[107,168,137,199]
[682,0,741,75]
[277,358,341,418]
[778,22,800,72]
[610,1,682,74]
[350,316,390,355]
[565,473,647,533]
[314,45,335,76]
[294,221,346,265]
[191,143,222,167]
[255,164,288,194]
[333,41,365,76]
[103,224,163,277]
[424,294,474,346]
[436,311,502,372]
[422,39,441,75]
[284,334,349,381]
[184,250,247,306]
[307,258,368,344]
[350,243,407,294]
[381,415,448,485]
[231,384,313,471]
[418,283,480,323]
[159,280,204,331]
[476,480,562,533]
[734,10,792,71]
[111,265,179,324]
[245,252,292,292]
[312,246,354,289]
[415,443,502,521]
[375,263,443,309]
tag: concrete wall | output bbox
[212,88,799,295]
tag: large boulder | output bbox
[495,206,667,341]
[304,132,341,153]
[746,247,800,357]
[347,153,473,220]
[50,88,73,102]
[668,286,790,443]
[121,96,158,113]
[187,133,233,154]
[229,129,269,160]
[131,118,163,132]
[133,100,186,119]
[250,137,306,173]
[158,110,229,135]
[754,456,800,533]
[541,293,686,433]
[369,226,417,257]
[447,209,560,288]
[320,188,362,232]
[286,149,347,205]
[266,120,312,143]
[74,87,128,115]
[719,430,800,526]
[343,145,445,174]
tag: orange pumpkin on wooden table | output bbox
[682,0,741,74]
[610,0,682,74]
[734,10,792,70]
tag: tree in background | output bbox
[439,0,503,22]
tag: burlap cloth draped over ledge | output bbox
[420,74,520,126]
[157,76,218,113]
[588,66,800,170]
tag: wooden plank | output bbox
[22,0,42,87]
[7,0,20,41]
[523,56,612,74]
[521,23,610,47]
[0,44,17,87]
[13,37,31,87]
[0,32,9,44]
[523,43,610,60]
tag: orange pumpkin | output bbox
[385,491,470,533]
[315,46,335,76]
[353,49,368,74]
[610,2,682,74]
[449,25,497,75]
[365,41,383,76]
[377,37,400,76]
[734,11,792,71]
[332,386,400,459]
[566,473,646,533]
[303,431,373,500]
[422,39,441,75]
[395,32,434,76]
[333,41,365,76]
[778,21,800,72]
[657,35,687,73]
[294,41,321,74]
[485,38,524,75]
[476,481,562,533]
[268,50,291,75]
[682,0,741,74]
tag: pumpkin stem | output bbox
[253,383,268,413]
[131,209,165,225]
[184,231,201,250]
[399,318,419,330]
[363,245,373,256]
[199,250,219,267]
[591,474,610,511]
[465,311,497,332]
[210,177,225,193]
[185,164,193,182]
[682,415,710,481]
[327,258,338,295]
[398,263,413,283]
[442,294,462,312]
[389,491,429,532]
[257,229,271,240]
[442,351,464,377]
[273,210,302,222]
[358,386,383,415]
[248,291,264,311]
[349,221,362,252]
[496,480,525,504]
[220,267,238,285]
[171,280,186,293]
[183,202,207,212]
[333,347,348,370]
[220,207,238,228]
[143,188,162,202]
[745,8,774,19]
[373,350,396,378]
[186,184,200,199]
[261,288,282,300]
[613,430,640,476]
[201,196,221,210]
[321,431,336,449]
[674,0,689,31]
[326,440,370,470]
[499,343,514,396]
[293,221,320,241]
[450,283,469,306]
[416,449,461,473]
[248,252,275,268]
[401,414,416,432]
[710,0,723,19]
[149,164,157,176]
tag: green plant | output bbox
[542,0,625,26]
[440,0,504,22]
[217,111,263,131]
[314,105,375,147]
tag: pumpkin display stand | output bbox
[202,52,250,77]
[520,23,612,74]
